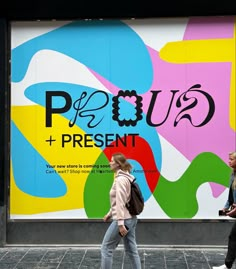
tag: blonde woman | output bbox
[213,151,236,269]
[101,152,141,269]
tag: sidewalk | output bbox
[0,245,233,269]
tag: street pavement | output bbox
[0,245,234,269]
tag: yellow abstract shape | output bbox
[11,105,101,215]
[160,19,236,131]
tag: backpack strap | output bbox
[116,170,135,184]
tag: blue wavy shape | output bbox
[129,160,152,201]
[12,20,153,93]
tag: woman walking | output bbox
[101,152,142,269]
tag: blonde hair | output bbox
[229,152,236,189]
[112,152,132,173]
[229,152,236,159]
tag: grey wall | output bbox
[6,220,233,246]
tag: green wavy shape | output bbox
[84,153,113,218]
[153,152,231,218]
[84,152,231,219]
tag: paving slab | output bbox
[0,246,234,269]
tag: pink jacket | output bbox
[107,169,134,225]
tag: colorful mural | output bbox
[10,17,236,219]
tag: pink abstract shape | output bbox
[211,182,228,198]
[144,47,234,164]
[89,18,235,199]
[184,17,235,40]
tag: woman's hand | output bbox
[103,214,111,222]
[226,206,236,217]
[119,225,129,237]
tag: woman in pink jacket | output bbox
[101,152,141,269]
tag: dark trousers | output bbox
[225,222,236,268]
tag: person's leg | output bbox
[225,222,236,268]
[123,217,142,269]
[101,220,122,269]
